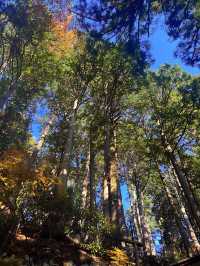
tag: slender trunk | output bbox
[0,75,23,114]
[0,61,8,75]
[170,166,198,231]
[157,165,200,256]
[82,136,96,210]
[165,147,200,230]
[159,171,190,256]
[89,130,96,211]
[167,167,200,255]
[135,174,156,256]
[58,99,78,190]
[127,178,142,242]
[161,132,200,229]
[117,181,128,235]
[127,177,142,265]
[31,113,56,162]
[82,152,90,209]
[181,206,200,255]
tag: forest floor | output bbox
[4,233,107,266]
[3,233,200,265]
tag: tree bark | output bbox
[0,75,23,115]
[89,129,96,211]
[157,164,200,256]
[103,123,112,220]
[134,173,156,256]
[127,178,142,242]
[165,146,200,230]
[58,99,78,191]
[81,135,96,211]
[103,125,121,228]
[82,151,90,209]
[127,176,143,265]
[160,131,200,229]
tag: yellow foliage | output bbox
[49,14,77,58]
[0,149,33,188]
[107,248,131,266]
[0,148,55,209]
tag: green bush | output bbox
[79,209,114,242]
[80,242,106,256]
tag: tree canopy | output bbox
[0,1,200,265]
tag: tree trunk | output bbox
[0,75,23,114]
[127,178,142,243]
[103,125,121,228]
[58,99,78,191]
[31,113,56,162]
[82,152,90,209]
[134,173,156,256]
[127,177,143,265]
[103,123,112,220]
[110,149,119,223]
[168,167,200,255]
[81,136,96,211]
[165,146,200,230]
[89,129,96,211]
[117,181,128,235]
[157,164,200,256]
[0,62,8,75]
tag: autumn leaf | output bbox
[49,14,77,58]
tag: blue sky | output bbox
[150,18,199,75]
[31,101,49,141]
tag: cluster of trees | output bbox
[0,0,200,265]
